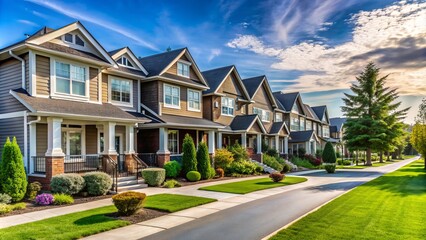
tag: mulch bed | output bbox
[1,194,113,217]
[106,208,167,224]
[176,174,268,187]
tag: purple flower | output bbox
[35,193,54,205]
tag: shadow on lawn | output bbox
[74,212,118,225]
[301,170,381,178]
[305,181,366,192]
[371,174,426,197]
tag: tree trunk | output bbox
[379,151,383,163]
[387,151,390,161]
[366,149,372,166]
[356,150,359,165]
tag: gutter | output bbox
[8,50,25,89]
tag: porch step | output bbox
[116,176,148,192]
[117,183,148,192]
[117,176,138,182]
[250,159,278,174]
[117,179,146,187]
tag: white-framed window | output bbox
[221,97,234,116]
[117,56,134,68]
[61,125,85,158]
[62,33,85,47]
[306,120,312,130]
[290,116,299,131]
[177,61,190,78]
[323,125,330,138]
[292,103,300,113]
[168,130,179,154]
[253,107,270,122]
[109,77,132,106]
[187,89,201,111]
[54,60,88,97]
[300,117,306,131]
[275,113,283,122]
[164,84,180,108]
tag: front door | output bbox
[115,135,124,171]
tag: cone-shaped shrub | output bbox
[322,142,337,173]
[0,137,28,202]
[196,142,212,180]
[182,134,197,175]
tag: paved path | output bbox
[83,157,419,240]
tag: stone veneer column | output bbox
[44,117,65,188]
[156,127,170,167]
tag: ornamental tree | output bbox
[182,134,197,175]
[196,142,212,180]
[322,142,337,173]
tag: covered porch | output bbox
[288,130,319,155]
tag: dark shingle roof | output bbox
[139,112,224,129]
[11,89,142,122]
[242,76,264,98]
[108,47,126,56]
[138,48,185,77]
[273,92,299,112]
[0,26,55,52]
[330,117,347,131]
[304,104,320,121]
[37,42,107,62]
[289,130,314,143]
[311,106,327,121]
[229,114,260,131]
[115,66,146,77]
[201,66,234,94]
[269,122,287,135]
[329,125,338,134]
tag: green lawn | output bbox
[0,194,216,240]
[270,159,426,240]
[199,177,307,194]
[144,194,216,212]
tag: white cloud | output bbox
[208,48,221,62]
[26,0,158,51]
[18,19,39,27]
[32,10,49,19]
[227,1,426,95]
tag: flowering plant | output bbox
[35,193,54,205]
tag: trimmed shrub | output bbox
[163,161,181,178]
[263,155,284,172]
[83,172,112,196]
[142,168,166,187]
[0,137,28,202]
[337,159,352,165]
[255,165,264,173]
[261,139,269,153]
[325,165,336,173]
[186,171,201,182]
[214,148,234,170]
[182,134,197,175]
[209,167,216,179]
[35,193,54,205]
[269,172,285,182]
[228,161,259,175]
[297,147,306,156]
[215,168,224,178]
[291,157,316,169]
[10,202,26,210]
[315,149,323,159]
[228,143,249,162]
[281,163,292,173]
[50,173,85,195]
[0,193,12,204]
[303,154,322,166]
[53,193,74,205]
[0,204,12,215]
[112,191,146,216]
[197,142,213,180]
[163,179,181,188]
[323,142,337,173]
[26,181,42,200]
[265,148,279,157]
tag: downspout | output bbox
[8,50,26,89]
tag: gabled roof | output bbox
[109,46,148,75]
[273,92,304,114]
[329,125,338,134]
[330,117,347,131]
[311,106,328,122]
[269,122,290,135]
[289,130,317,143]
[0,26,55,53]
[304,104,320,121]
[228,114,266,133]
[243,75,277,107]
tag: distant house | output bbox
[330,117,347,155]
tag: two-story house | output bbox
[330,117,347,156]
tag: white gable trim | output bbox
[250,76,277,108]
[214,66,251,101]
[111,47,148,75]
[27,22,116,66]
[247,115,267,134]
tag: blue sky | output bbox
[1,0,425,123]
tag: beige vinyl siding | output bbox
[102,73,108,103]
[160,82,202,118]
[35,55,50,96]
[36,123,48,156]
[0,58,28,113]
[165,55,200,82]
[89,68,99,102]
[250,84,274,130]
[85,125,97,154]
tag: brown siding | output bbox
[164,55,200,82]
[132,79,138,111]
[248,122,262,134]
[36,123,48,156]
[249,84,274,130]
[102,73,108,102]
[202,96,213,121]
[0,58,27,113]
[137,129,159,153]
[160,82,202,118]
[89,68,98,102]
[140,81,159,113]
[36,55,50,96]
[85,125,97,154]
[217,72,242,96]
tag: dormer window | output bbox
[62,33,85,47]
[117,56,134,68]
[177,61,190,78]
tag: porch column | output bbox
[256,133,262,154]
[275,135,280,151]
[284,136,289,154]
[103,122,117,155]
[157,127,170,167]
[217,132,223,149]
[29,122,37,174]
[45,117,64,157]
[241,133,247,148]
[125,124,135,154]
[208,130,216,154]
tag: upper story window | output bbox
[187,89,200,111]
[55,61,87,96]
[323,125,330,138]
[253,107,270,122]
[275,113,283,122]
[221,97,234,116]
[110,77,132,105]
[164,84,180,108]
[177,61,190,78]
[290,116,299,131]
[62,33,85,47]
[306,120,312,130]
[300,117,306,131]
[117,56,134,68]
[292,103,299,113]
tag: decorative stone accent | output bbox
[251,153,263,163]
[157,153,170,167]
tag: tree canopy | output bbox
[411,98,426,169]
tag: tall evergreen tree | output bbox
[342,63,408,165]
[182,134,197,174]
[411,98,426,168]
[196,142,212,180]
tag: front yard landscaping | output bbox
[0,193,216,240]
[199,176,307,194]
[270,159,426,240]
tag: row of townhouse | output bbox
[0,22,339,186]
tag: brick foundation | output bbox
[29,156,65,190]
[251,153,263,163]
[156,153,170,167]
[125,154,136,172]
